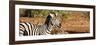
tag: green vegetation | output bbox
[20,9,70,18]
[19,9,90,19]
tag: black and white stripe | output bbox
[19,22,51,36]
[19,13,61,36]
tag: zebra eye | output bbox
[60,23,61,26]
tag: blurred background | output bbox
[19,9,90,34]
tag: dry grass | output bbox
[61,12,90,33]
[20,17,45,25]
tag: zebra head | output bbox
[49,12,61,28]
[50,17,61,28]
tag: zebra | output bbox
[19,12,61,36]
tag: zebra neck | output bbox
[45,24,53,32]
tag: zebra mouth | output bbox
[56,25,61,28]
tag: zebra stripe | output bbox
[19,23,52,36]
[19,13,61,36]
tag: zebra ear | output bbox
[50,13,55,18]
[55,13,58,17]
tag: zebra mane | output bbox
[44,15,52,26]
